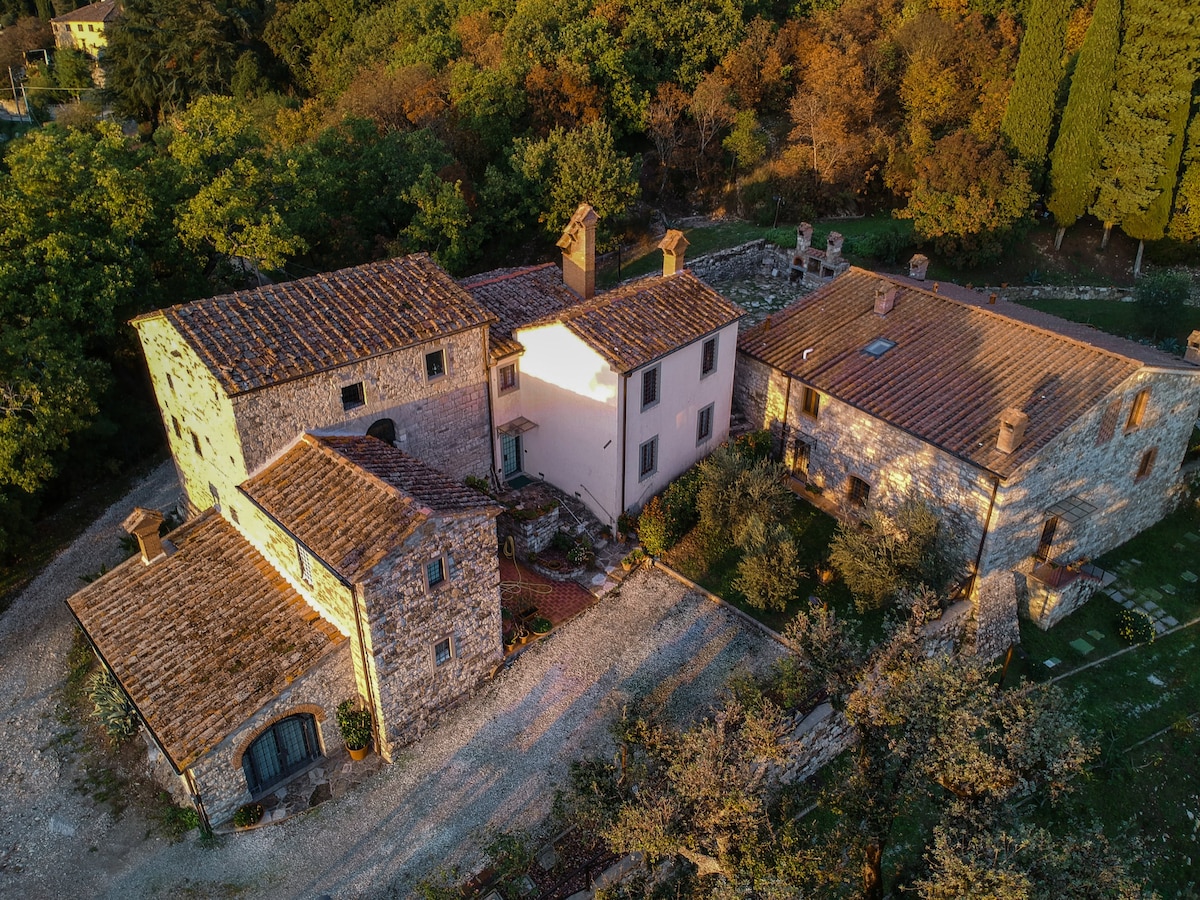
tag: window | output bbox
[1136,446,1158,481]
[802,387,820,419]
[701,337,718,377]
[341,382,365,410]
[1097,398,1120,444]
[1125,389,1149,431]
[191,430,203,457]
[641,366,660,410]
[76,23,83,30]
[863,338,896,358]
[241,714,320,795]
[425,557,446,588]
[498,363,518,393]
[697,404,714,444]
[1035,516,1058,562]
[171,416,182,439]
[638,436,658,480]
[847,475,870,508]
[433,636,454,667]
[297,543,313,584]
[425,349,447,380]
[87,23,94,31]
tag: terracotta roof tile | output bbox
[67,510,345,771]
[460,264,584,360]
[737,267,1181,478]
[52,0,119,23]
[135,255,494,396]
[240,434,498,581]
[522,271,743,373]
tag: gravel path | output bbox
[0,467,783,899]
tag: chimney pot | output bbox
[996,408,1029,454]
[658,229,689,277]
[988,292,997,305]
[122,507,166,564]
[908,254,930,281]
[557,203,598,299]
[1186,330,1200,365]
[796,223,813,253]
[826,231,844,263]
[874,285,897,316]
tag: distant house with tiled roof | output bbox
[51,0,119,59]
[466,207,743,524]
[131,254,496,517]
[69,434,501,827]
[736,263,1200,652]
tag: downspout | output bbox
[349,582,383,756]
[619,373,629,520]
[780,375,793,459]
[969,474,1002,598]
[65,602,210,833]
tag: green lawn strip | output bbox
[1018,296,1200,346]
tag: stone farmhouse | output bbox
[736,262,1200,657]
[66,205,742,828]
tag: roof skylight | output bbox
[863,338,897,358]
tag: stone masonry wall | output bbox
[361,514,503,757]
[135,315,248,514]
[497,505,560,557]
[185,645,356,827]
[232,327,492,482]
[688,239,792,283]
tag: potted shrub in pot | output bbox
[336,699,373,761]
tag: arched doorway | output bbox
[367,418,396,444]
[241,714,321,795]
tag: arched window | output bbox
[367,418,396,444]
[242,714,321,795]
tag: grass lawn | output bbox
[663,493,889,645]
[1018,296,1200,348]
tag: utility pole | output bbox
[6,66,20,117]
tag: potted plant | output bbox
[232,802,264,829]
[529,616,552,636]
[336,699,373,761]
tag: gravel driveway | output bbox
[0,465,784,898]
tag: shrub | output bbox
[87,668,139,739]
[732,429,772,462]
[1134,271,1189,340]
[828,498,952,612]
[637,496,671,557]
[734,521,805,611]
[336,699,373,750]
[567,539,593,566]
[661,465,701,541]
[1116,608,1155,645]
[232,802,264,828]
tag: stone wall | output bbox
[985,285,1135,303]
[362,513,503,757]
[687,240,791,283]
[497,504,561,557]
[1020,568,1102,630]
[183,645,355,827]
[776,702,856,784]
[233,327,493,482]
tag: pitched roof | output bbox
[52,0,119,23]
[239,434,498,582]
[460,264,584,360]
[133,255,494,396]
[67,510,345,772]
[522,270,744,373]
[738,267,1195,478]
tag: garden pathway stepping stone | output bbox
[1154,620,1168,635]
[1148,674,1166,686]
[1130,558,1144,565]
[1109,590,1126,602]
[1087,630,1105,641]
[1162,584,1176,595]
[1185,533,1200,543]
[1175,543,1187,551]
[1042,657,1061,669]
[1123,599,1136,609]
[1069,638,1095,655]
[1163,616,1179,628]
[1143,600,1160,612]
[1101,570,1118,587]
[1144,588,1163,601]
[1181,571,1199,583]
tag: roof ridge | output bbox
[462,263,558,291]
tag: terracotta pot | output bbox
[347,743,369,761]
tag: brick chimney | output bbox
[908,254,930,281]
[123,507,165,565]
[1186,330,1200,365]
[796,223,813,253]
[659,229,689,277]
[556,203,598,299]
[996,408,1029,455]
[826,232,844,264]
[874,285,897,316]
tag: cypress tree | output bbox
[1168,104,1200,243]
[1001,0,1072,172]
[1045,0,1121,246]
[1091,0,1200,269]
